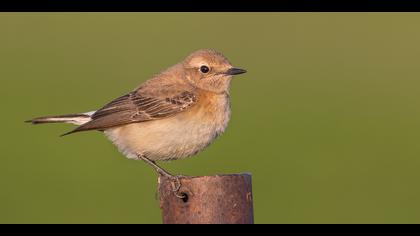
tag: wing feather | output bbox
[62,90,197,135]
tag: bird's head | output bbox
[182,49,246,93]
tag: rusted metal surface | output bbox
[158,173,254,224]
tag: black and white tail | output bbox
[25,112,94,126]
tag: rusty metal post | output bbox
[158,173,254,224]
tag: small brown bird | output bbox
[27,49,246,193]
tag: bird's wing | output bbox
[62,90,198,135]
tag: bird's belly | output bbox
[104,101,230,161]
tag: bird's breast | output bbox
[189,91,231,136]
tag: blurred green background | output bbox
[1,13,420,223]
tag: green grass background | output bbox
[1,13,420,223]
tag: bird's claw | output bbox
[164,174,187,199]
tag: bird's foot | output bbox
[159,173,187,199]
[135,153,187,199]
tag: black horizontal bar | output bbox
[2,0,420,12]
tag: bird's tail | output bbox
[25,112,94,126]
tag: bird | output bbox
[26,49,246,194]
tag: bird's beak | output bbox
[226,67,247,76]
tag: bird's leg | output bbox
[136,153,185,198]
[136,154,174,178]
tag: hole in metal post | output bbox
[181,193,189,203]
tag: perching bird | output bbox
[26,49,246,193]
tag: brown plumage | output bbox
[27,49,247,181]
[62,90,198,136]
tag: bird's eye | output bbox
[200,65,210,73]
